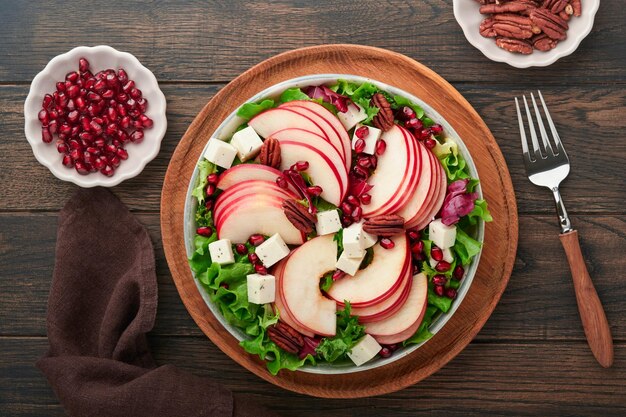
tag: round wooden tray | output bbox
[161,44,518,398]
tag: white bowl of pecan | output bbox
[453,0,599,68]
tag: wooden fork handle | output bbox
[559,230,613,368]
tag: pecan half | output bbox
[480,18,497,37]
[531,33,558,51]
[543,0,568,13]
[259,137,281,169]
[363,214,405,237]
[370,93,394,132]
[495,37,534,54]
[530,8,568,40]
[282,199,316,234]
[267,322,304,354]
[571,0,581,16]
[479,1,533,14]
[492,13,536,38]
[559,10,570,21]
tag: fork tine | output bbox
[515,97,532,165]
[538,90,566,155]
[522,95,542,160]
[530,92,555,156]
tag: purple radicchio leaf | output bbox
[303,85,350,113]
[298,336,321,359]
[440,179,478,226]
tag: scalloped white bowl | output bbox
[24,45,167,187]
[453,0,599,68]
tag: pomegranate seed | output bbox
[408,230,420,241]
[402,106,416,120]
[254,264,268,275]
[102,89,115,99]
[453,265,465,280]
[332,270,346,281]
[276,176,288,189]
[354,138,366,153]
[136,98,148,113]
[204,200,213,210]
[68,139,81,150]
[70,148,83,161]
[248,253,259,264]
[207,173,219,184]
[307,185,323,197]
[66,99,76,111]
[106,107,117,121]
[353,165,368,178]
[130,129,144,143]
[56,82,66,93]
[65,71,79,83]
[117,103,127,117]
[445,288,457,299]
[93,79,106,92]
[100,165,115,177]
[430,124,443,135]
[435,261,451,272]
[93,157,106,170]
[120,116,131,129]
[205,184,216,196]
[380,238,395,249]
[360,193,372,205]
[83,151,94,165]
[58,123,71,135]
[431,246,443,261]
[84,77,95,90]
[75,161,89,175]
[375,139,386,155]
[38,109,49,125]
[41,126,53,143]
[369,155,378,169]
[117,93,129,103]
[105,123,118,136]
[75,96,86,110]
[425,138,437,149]
[48,120,58,134]
[94,136,106,148]
[117,69,128,83]
[235,243,248,255]
[65,110,79,124]
[110,156,121,168]
[86,146,100,155]
[132,119,143,129]
[122,80,135,93]
[130,88,142,99]
[379,347,392,358]
[411,240,424,254]
[432,274,447,286]
[434,284,445,297]
[86,91,101,102]
[56,140,68,153]
[340,202,352,214]
[357,155,372,168]
[139,114,153,128]
[43,94,53,108]
[79,131,94,142]
[105,73,118,88]
[351,206,363,222]
[62,154,74,167]
[48,109,58,120]
[104,144,116,154]
[249,234,265,246]
[355,125,369,139]
[346,195,359,206]
[341,215,353,227]
[196,226,213,237]
[66,85,79,98]
[294,161,309,171]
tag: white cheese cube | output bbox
[360,228,378,249]
[342,222,366,258]
[351,124,381,155]
[230,126,264,162]
[348,334,382,366]
[203,139,237,169]
[316,210,342,236]
[337,103,367,131]
[429,247,455,268]
[429,219,457,249]
[208,238,235,265]
[336,250,365,276]
[246,273,275,304]
[255,233,290,267]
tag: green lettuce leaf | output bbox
[280,88,310,103]
[403,306,438,346]
[428,287,453,313]
[236,99,274,120]
[320,271,334,292]
[332,80,380,124]
[453,228,482,266]
[316,302,365,362]
[392,95,425,119]
[465,199,493,225]
[192,159,217,203]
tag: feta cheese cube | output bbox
[348,334,382,366]
[246,273,275,304]
[429,219,457,249]
[429,247,455,268]
[316,210,342,236]
[255,233,290,267]
[230,126,263,162]
[208,238,235,265]
[342,222,366,258]
[360,228,378,250]
[351,124,381,155]
[203,139,237,169]
[336,249,365,276]
[337,103,367,131]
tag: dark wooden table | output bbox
[1,1,624,415]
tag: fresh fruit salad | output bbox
[188,80,492,374]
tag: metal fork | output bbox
[515,91,613,368]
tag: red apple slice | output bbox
[249,107,330,143]
[279,101,351,169]
[217,164,296,194]
[272,260,315,337]
[365,273,428,344]
[351,265,413,323]
[397,142,435,222]
[278,140,345,206]
[216,195,305,244]
[327,233,409,307]
[362,126,419,217]
[280,235,338,336]
[404,150,441,229]
[409,155,447,231]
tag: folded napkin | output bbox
[38,188,278,417]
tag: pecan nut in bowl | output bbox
[529,8,569,41]
[259,137,281,169]
[531,33,558,51]
[479,1,534,15]
[492,13,537,39]
[363,214,405,237]
[479,18,497,37]
[495,37,534,55]
[370,93,394,132]
[282,199,316,234]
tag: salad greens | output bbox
[188,79,492,374]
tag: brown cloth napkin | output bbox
[37,188,279,417]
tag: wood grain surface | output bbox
[0,0,625,414]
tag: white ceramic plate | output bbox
[184,74,485,374]
[24,45,167,187]
[453,0,599,68]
